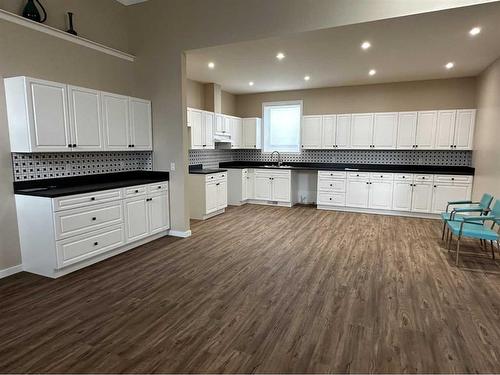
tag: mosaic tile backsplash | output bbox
[190,149,472,168]
[12,152,153,181]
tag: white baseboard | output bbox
[317,205,440,219]
[168,229,192,238]
[0,264,23,279]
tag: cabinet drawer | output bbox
[369,173,394,180]
[434,175,472,184]
[147,182,169,194]
[56,225,124,268]
[318,179,346,192]
[318,192,346,206]
[205,173,227,182]
[319,171,346,179]
[124,185,147,197]
[54,201,123,240]
[394,173,413,181]
[53,189,122,212]
[414,174,433,183]
[348,172,370,179]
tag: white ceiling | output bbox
[186,2,500,94]
[115,0,148,6]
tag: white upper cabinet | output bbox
[68,86,103,151]
[242,118,262,149]
[435,110,457,150]
[373,112,398,149]
[335,114,351,148]
[231,117,243,148]
[129,98,153,151]
[5,77,71,152]
[302,115,322,149]
[215,114,224,133]
[350,113,374,149]
[415,111,437,149]
[454,109,476,150]
[203,111,215,149]
[102,92,130,150]
[396,112,417,149]
[322,115,336,149]
[4,77,153,153]
[188,108,214,149]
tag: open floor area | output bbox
[1,205,500,373]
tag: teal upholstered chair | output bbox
[446,200,500,265]
[440,193,494,240]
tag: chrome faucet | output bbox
[271,151,282,167]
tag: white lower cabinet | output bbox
[368,174,394,210]
[431,175,473,214]
[188,172,228,219]
[392,175,413,211]
[254,170,292,204]
[15,181,170,278]
[411,181,434,213]
[346,178,370,208]
[227,169,254,205]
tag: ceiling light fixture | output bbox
[445,62,455,69]
[248,81,254,86]
[304,75,310,81]
[208,62,215,69]
[469,26,481,36]
[369,69,376,76]
[361,41,371,50]
[276,52,285,60]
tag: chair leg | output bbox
[456,237,461,266]
[442,222,447,240]
[491,241,496,260]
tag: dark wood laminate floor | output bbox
[1,204,500,373]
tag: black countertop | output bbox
[14,171,170,198]
[219,162,475,175]
[189,164,228,175]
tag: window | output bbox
[262,101,302,153]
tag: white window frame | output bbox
[261,100,303,154]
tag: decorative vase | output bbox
[22,0,47,23]
[66,12,77,36]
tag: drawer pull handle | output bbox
[158,186,162,189]
[146,198,152,202]
[94,242,99,246]
[330,184,333,187]
[90,197,96,201]
[92,217,97,221]
[135,190,139,193]
[451,178,455,181]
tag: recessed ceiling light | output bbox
[248,81,254,86]
[276,52,285,60]
[361,41,371,50]
[369,69,376,76]
[208,62,215,69]
[304,75,310,81]
[445,62,455,69]
[469,26,481,36]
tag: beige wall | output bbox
[186,79,205,109]
[0,0,130,52]
[473,58,500,200]
[235,78,477,117]
[0,18,134,271]
[221,91,237,116]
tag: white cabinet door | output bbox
[215,114,224,133]
[231,117,243,148]
[102,92,130,150]
[124,196,149,242]
[223,115,231,134]
[346,179,370,208]
[373,112,398,149]
[369,180,394,210]
[322,115,336,149]
[411,183,433,213]
[241,170,248,201]
[397,112,417,149]
[217,180,228,209]
[302,116,322,149]
[272,176,291,202]
[431,184,471,214]
[454,110,476,150]
[335,114,351,148]
[242,118,259,149]
[392,181,413,212]
[246,171,255,200]
[189,109,204,149]
[203,111,214,149]
[68,85,103,151]
[148,193,170,234]
[205,182,219,214]
[435,110,457,150]
[129,98,153,151]
[416,111,437,149]
[254,175,272,200]
[350,113,373,149]
[27,78,71,151]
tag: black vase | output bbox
[67,12,77,36]
[22,0,47,23]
